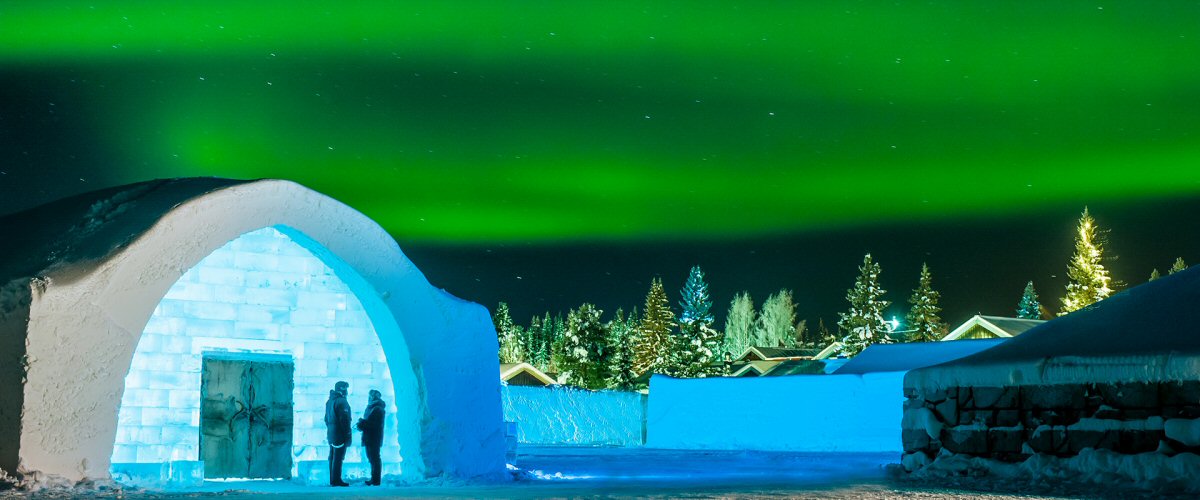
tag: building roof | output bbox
[499,363,557,386]
[761,359,826,376]
[730,360,780,377]
[832,338,1008,375]
[941,315,1045,341]
[735,346,820,362]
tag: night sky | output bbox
[2,1,1199,327]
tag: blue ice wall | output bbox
[647,372,906,452]
[112,227,402,477]
[501,386,645,446]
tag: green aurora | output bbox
[2,1,1199,242]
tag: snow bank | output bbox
[501,386,645,446]
[905,449,1200,494]
[647,372,906,452]
[833,339,1005,375]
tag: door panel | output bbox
[200,355,295,480]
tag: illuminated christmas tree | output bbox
[1059,208,1114,315]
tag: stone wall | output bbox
[902,381,1200,465]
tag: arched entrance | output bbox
[5,179,503,484]
[111,226,418,483]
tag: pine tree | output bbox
[665,321,722,378]
[1016,281,1042,320]
[1169,257,1188,275]
[548,314,566,375]
[1060,208,1113,315]
[905,263,945,342]
[1149,268,1161,281]
[679,265,715,327]
[634,278,676,375]
[558,304,611,389]
[816,318,837,346]
[756,289,797,348]
[721,292,756,358]
[606,309,640,390]
[493,302,525,363]
[838,253,891,356]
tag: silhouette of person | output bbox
[356,389,386,486]
[324,381,352,487]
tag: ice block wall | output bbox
[647,372,906,452]
[501,385,646,446]
[112,227,402,474]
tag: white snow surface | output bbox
[905,449,1200,495]
[501,386,644,446]
[833,339,1005,375]
[647,372,905,452]
[0,179,504,484]
[907,266,1200,390]
[1164,418,1200,447]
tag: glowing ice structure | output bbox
[112,227,402,482]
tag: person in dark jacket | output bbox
[324,381,352,487]
[356,389,386,486]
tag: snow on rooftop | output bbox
[0,178,248,287]
[908,266,1200,388]
[832,339,1006,375]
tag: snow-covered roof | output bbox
[832,339,1007,375]
[908,266,1200,388]
[500,362,558,386]
[940,315,1044,341]
[0,178,248,286]
[735,346,820,362]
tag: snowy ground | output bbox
[1,447,1188,499]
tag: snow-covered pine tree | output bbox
[1170,257,1188,275]
[634,278,676,375]
[756,289,797,348]
[905,263,945,342]
[1016,281,1042,320]
[678,265,715,327]
[1059,208,1113,315]
[816,318,837,346]
[1149,268,1162,281]
[493,302,525,363]
[721,292,756,358]
[838,253,891,356]
[606,309,640,390]
[558,304,611,389]
[548,313,566,375]
[665,321,722,378]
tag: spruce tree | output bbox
[548,313,566,375]
[666,322,721,378]
[1149,268,1161,281]
[607,309,640,390]
[756,289,797,348]
[905,263,945,342]
[1016,281,1042,320]
[815,318,837,347]
[493,302,525,363]
[1170,257,1188,275]
[1060,208,1113,315]
[634,278,676,375]
[722,292,756,358]
[558,304,611,389]
[679,265,715,327]
[838,253,891,356]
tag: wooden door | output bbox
[200,355,294,479]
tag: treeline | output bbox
[494,208,1191,388]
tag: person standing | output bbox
[324,381,352,487]
[356,389,386,486]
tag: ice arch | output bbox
[113,226,414,482]
[0,179,503,483]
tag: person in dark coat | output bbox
[356,389,386,486]
[324,381,352,487]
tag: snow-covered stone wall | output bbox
[501,386,645,446]
[902,381,1200,464]
[112,227,402,476]
[647,373,906,452]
